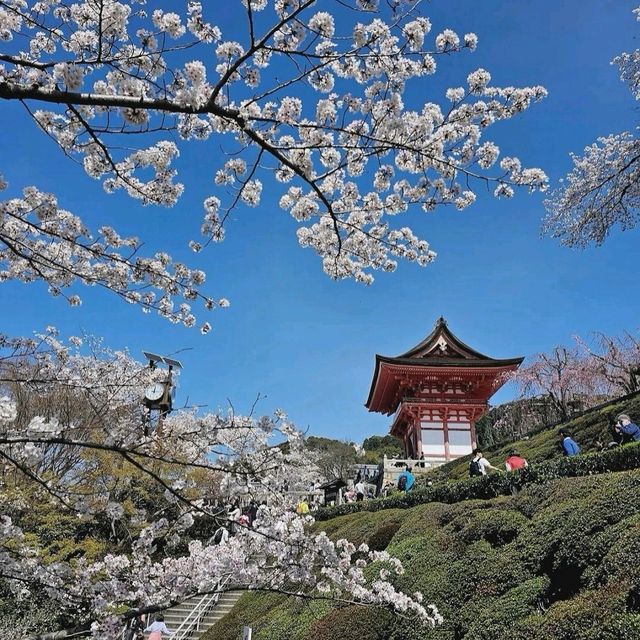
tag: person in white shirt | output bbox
[354,480,366,501]
[144,614,173,639]
[227,501,241,535]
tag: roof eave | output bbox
[376,355,525,368]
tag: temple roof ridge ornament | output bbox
[397,316,495,361]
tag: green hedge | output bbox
[316,442,640,520]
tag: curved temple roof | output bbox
[365,317,524,413]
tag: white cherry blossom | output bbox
[0,330,439,636]
[0,0,547,325]
[544,6,640,246]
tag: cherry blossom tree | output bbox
[511,329,640,424]
[0,0,548,329]
[575,330,640,396]
[543,6,640,246]
[0,329,439,639]
[511,344,611,421]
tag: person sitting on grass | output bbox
[469,448,502,477]
[615,414,640,443]
[504,450,528,472]
[559,430,580,456]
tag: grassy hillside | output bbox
[203,469,640,640]
[434,391,640,481]
[202,394,640,640]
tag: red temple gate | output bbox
[365,318,523,464]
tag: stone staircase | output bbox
[163,590,244,639]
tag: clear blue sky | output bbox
[1,0,638,443]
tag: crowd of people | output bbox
[467,411,640,478]
[355,411,640,497]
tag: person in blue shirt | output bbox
[559,429,580,456]
[615,413,640,442]
[397,466,415,492]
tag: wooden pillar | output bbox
[442,407,450,462]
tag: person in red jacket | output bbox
[504,450,528,472]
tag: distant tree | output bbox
[575,331,640,395]
[306,435,358,480]
[543,7,640,246]
[362,434,403,462]
[511,329,640,425]
[0,0,547,328]
[512,345,610,421]
[475,396,561,448]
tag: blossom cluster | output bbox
[544,6,640,247]
[0,182,222,330]
[0,0,548,319]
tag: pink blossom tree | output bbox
[511,329,640,424]
[511,344,611,421]
[575,330,640,396]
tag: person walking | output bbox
[144,614,173,639]
[227,501,241,535]
[354,479,366,501]
[124,615,145,640]
[559,430,580,456]
[469,449,502,477]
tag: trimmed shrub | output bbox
[304,605,393,640]
[516,474,640,591]
[200,592,288,640]
[313,509,405,546]
[367,521,401,551]
[455,509,528,547]
[517,583,637,640]
[256,599,333,640]
[465,576,551,640]
[589,515,640,593]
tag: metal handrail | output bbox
[172,576,231,640]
